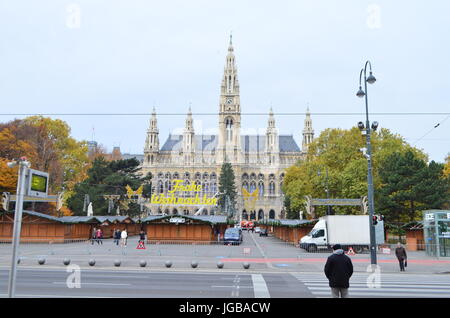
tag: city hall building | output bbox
[138,38,314,220]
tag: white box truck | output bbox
[299,215,384,253]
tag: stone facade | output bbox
[140,37,314,221]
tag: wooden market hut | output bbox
[0,211,100,242]
[142,215,229,242]
[405,221,425,251]
[257,219,316,245]
[94,216,141,238]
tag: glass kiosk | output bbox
[423,210,450,257]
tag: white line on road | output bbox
[52,282,131,286]
[251,274,270,298]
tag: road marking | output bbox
[0,293,121,298]
[52,282,131,286]
[251,274,270,298]
[212,286,252,288]
[292,272,450,298]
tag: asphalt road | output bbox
[0,268,312,298]
[2,267,450,298]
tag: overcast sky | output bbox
[0,1,449,162]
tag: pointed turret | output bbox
[266,107,279,165]
[183,105,195,163]
[217,34,242,164]
[144,107,159,165]
[302,106,314,152]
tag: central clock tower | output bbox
[217,35,242,164]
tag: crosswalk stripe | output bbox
[311,291,450,298]
[307,286,450,293]
[304,283,450,291]
[291,273,450,298]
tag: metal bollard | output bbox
[165,260,172,268]
[191,261,198,269]
[114,260,121,267]
[139,260,147,267]
[217,261,224,269]
[38,258,45,265]
[88,259,96,266]
[243,262,250,269]
[63,258,71,266]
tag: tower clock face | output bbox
[226,98,233,104]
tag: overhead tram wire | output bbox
[1,112,450,116]
[413,114,450,146]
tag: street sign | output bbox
[382,248,391,254]
[170,217,185,224]
[425,213,435,221]
[25,169,49,198]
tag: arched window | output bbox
[226,118,233,141]
[269,182,275,195]
[249,181,257,193]
[242,181,249,191]
[258,182,264,197]
[269,210,275,219]
[258,209,264,220]
[158,181,164,194]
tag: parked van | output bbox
[223,227,243,245]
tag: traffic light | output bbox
[379,215,385,222]
[372,215,378,225]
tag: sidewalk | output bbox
[0,237,448,275]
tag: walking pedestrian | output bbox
[113,229,120,246]
[139,230,146,243]
[96,228,103,245]
[121,229,128,247]
[91,227,97,245]
[324,244,353,298]
[395,242,407,271]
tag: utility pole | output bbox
[7,158,31,298]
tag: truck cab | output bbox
[299,219,328,252]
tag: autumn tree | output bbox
[283,127,427,219]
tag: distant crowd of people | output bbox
[91,228,146,247]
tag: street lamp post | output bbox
[356,61,378,265]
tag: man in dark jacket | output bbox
[395,243,407,271]
[324,244,353,298]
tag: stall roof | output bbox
[58,216,100,224]
[22,210,63,223]
[257,219,316,227]
[142,214,228,225]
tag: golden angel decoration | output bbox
[125,185,143,199]
[242,188,258,212]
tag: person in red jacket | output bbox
[324,244,354,298]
